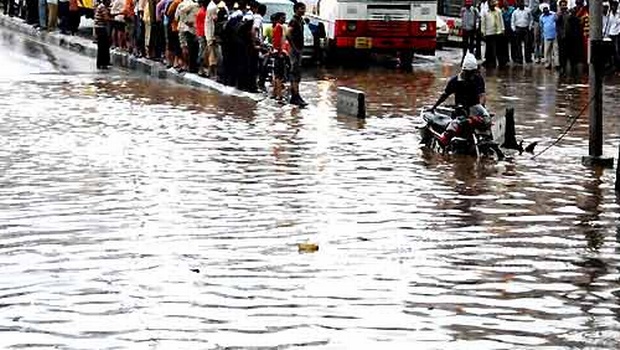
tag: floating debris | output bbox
[298,243,319,253]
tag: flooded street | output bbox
[2,28,620,349]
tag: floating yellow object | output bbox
[298,243,319,253]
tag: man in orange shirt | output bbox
[574,0,589,63]
[166,0,183,68]
[271,11,287,102]
[123,0,135,55]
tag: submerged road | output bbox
[1,27,620,349]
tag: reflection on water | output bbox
[1,44,620,349]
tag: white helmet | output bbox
[462,53,478,71]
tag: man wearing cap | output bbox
[461,0,479,60]
[429,53,490,146]
[539,2,559,69]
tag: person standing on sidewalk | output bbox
[475,0,488,59]
[286,1,307,106]
[47,0,58,30]
[573,0,588,64]
[58,0,70,34]
[110,0,126,50]
[143,0,156,58]
[610,1,620,72]
[460,0,479,61]
[3,0,15,16]
[154,0,168,60]
[205,0,219,78]
[38,0,47,30]
[481,0,505,68]
[251,3,266,91]
[27,0,39,25]
[68,0,79,34]
[539,3,558,69]
[501,0,515,63]
[555,0,569,73]
[166,0,183,68]
[123,0,135,53]
[195,0,207,76]
[95,0,112,69]
[176,0,199,72]
[135,0,147,57]
[511,0,533,64]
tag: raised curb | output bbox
[0,14,264,101]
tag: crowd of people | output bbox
[93,0,308,105]
[461,0,620,74]
[2,0,82,34]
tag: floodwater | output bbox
[1,28,620,350]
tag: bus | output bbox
[436,0,470,45]
[311,0,437,65]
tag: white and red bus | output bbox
[309,0,438,64]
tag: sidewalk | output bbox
[0,14,264,101]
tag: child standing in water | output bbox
[271,12,288,103]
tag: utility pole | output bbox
[583,0,613,169]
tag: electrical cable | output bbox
[530,93,596,159]
[531,62,617,159]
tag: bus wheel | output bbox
[399,50,414,71]
[353,50,371,68]
[324,41,340,67]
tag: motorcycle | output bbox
[418,105,505,161]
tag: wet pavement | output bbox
[1,27,620,349]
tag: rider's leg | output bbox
[438,120,460,147]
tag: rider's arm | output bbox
[479,93,486,106]
[431,77,456,111]
[431,92,450,111]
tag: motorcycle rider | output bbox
[429,53,491,146]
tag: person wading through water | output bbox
[429,53,490,147]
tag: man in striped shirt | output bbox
[95,0,112,69]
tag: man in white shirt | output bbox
[176,0,200,72]
[511,0,533,63]
[205,0,219,77]
[481,0,505,68]
[253,3,267,90]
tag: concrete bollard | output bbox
[501,107,519,150]
[336,87,366,119]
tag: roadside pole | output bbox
[582,0,613,169]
